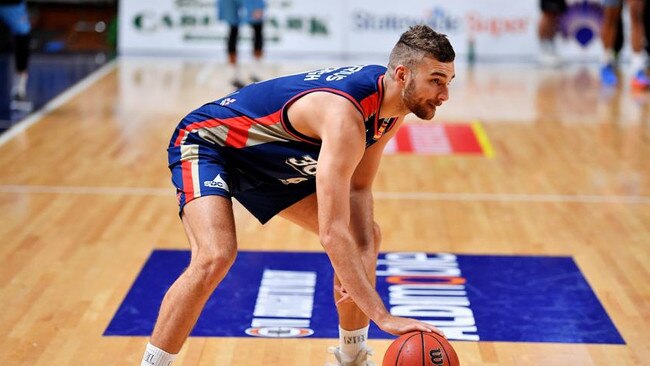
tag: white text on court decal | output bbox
[377,252,480,341]
[246,270,316,338]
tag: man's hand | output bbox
[376,314,446,337]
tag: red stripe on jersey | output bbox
[174,110,282,147]
[174,118,223,146]
[181,160,195,201]
[224,116,254,148]
[359,93,379,121]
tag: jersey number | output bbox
[286,155,318,176]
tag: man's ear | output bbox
[393,65,408,85]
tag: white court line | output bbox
[0,184,649,204]
[0,59,118,147]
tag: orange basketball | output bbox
[382,331,460,366]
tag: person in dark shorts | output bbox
[140,25,455,366]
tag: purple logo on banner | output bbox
[560,1,603,47]
[105,250,624,344]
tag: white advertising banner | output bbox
[119,0,606,60]
[119,0,346,56]
[346,0,537,58]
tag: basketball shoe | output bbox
[325,346,376,366]
[631,69,650,90]
[10,89,33,113]
[600,64,618,87]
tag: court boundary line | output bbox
[0,184,648,204]
[0,59,118,147]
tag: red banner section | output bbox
[385,122,493,157]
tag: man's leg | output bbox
[600,2,623,85]
[143,196,238,365]
[538,0,566,67]
[279,193,381,364]
[226,24,246,89]
[645,0,650,71]
[627,0,650,89]
[249,22,264,82]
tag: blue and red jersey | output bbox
[168,64,398,222]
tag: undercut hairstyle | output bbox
[388,25,455,73]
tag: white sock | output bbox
[250,58,263,81]
[228,63,241,81]
[339,325,369,362]
[12,72,28,97]
[141,342,177,366]
[602,48,616,66]
[630,52,647,74]
[540,39,555,54]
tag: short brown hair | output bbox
[388,25,455,72]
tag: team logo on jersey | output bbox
[219,98,236,106]
[280,177,309,185]
[204,174,229,191]
[286,155,318,176]
[373,118,391,140]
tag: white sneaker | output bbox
[10,91,33,113]
[325,346,376,366]
[539,50,561,68]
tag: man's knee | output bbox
[189,245,237,288]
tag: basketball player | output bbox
[141,25,455,366]
[0,0,32,111]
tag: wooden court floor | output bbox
[0,58,648,365]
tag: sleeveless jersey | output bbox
[168,64,397,200]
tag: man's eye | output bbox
[432,79,440,85]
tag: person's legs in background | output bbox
[627,0,649,89]
[643,0,650,74]
[218,0,247,88]
[249,21,264,82]
[245,0,265,83]
[600,0,623,86]
[226,23,246,88]
[538,0,567,67]
[0,1,32,111]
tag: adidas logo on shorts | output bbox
[204,174,229,192]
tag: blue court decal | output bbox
[105,250,624,344]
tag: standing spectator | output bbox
[0,0,32,111]
[218,0,265,89]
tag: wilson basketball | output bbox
[383,331,460,366]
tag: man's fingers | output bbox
[422,323,446,338]
[335,295,353,305]
[334,284,354,305]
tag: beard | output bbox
[403,79,435,120]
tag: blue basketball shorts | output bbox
[0,2,31,35]
[218,0,265,25]
[168,142,316,224]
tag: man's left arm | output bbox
[348,118,404,279]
